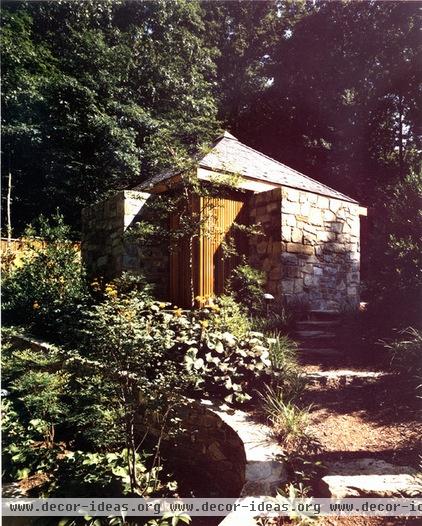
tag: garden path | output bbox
[296,311,422,500]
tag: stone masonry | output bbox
[81,190,169,296]
[82,185,362,310]
[249,186,361,311]
[135,399,247,498]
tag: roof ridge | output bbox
[216,130,238,141]
[219,136,356,203]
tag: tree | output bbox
[366,171,422,328]
[201,1,313,150]
[226,1,421,202]
[1,0,220,234]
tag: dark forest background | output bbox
[2,0,421,322]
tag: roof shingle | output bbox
[134,132,358,203]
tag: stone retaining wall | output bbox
[249,186,361,311]
[135,400,246,497]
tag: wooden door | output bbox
[198,193,248,299]
[169,192,248,306]
[169,195,200,307]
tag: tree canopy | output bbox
[1,0,421,235]
[2,0,219,232]
[209,0,421,202]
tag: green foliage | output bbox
[1,398,59,481]
[1,331,170,496]
[384,327,422,378]
[65,373,122,451]
[1,284,302,499]
[214,1,420,201]
[79,288,274,405]
[1,342,69,479]
[11,370,69,447]
[204,294,251,339]
[271,484,318,524]
[259,384,311,449]
[183,325,273,404]
[251,295,308,335]
[268,336,305,404]
[154,514,191,526]
[1,1,219,233]
[228,263,266,313]
[78,287,190,406]
[268,335,298,370]
[75,285,194,493]
[367,172,422,329]
[49,449,162,498]
[1,213,87,335]
[2,340,68,444]
[56,516,190,526]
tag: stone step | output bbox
[219,513,257,526]
[298,340,339,351]
[303,369,389,387]
[299,348,343,359]
[320,459,422,498]
[309,310,340,321]
[296,320,339,330]
[295,330,337,340]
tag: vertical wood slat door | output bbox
[169,195,200,307]
[198,194,248,299]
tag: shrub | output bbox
[201,294,251,339]
[2,341,69,446]
[75,287,193,493]
[11,370,69,448]
[77,289,274,406]
[1,398,59,481]
[65,373,123,451]
[1,329,172,495]
[183,326,273,404]
[77,288,191,404]
[366,172,422,330]
[1,213,87,335]
[251,296,310,335]
[1,342,74,481]
[227,263,265,313]
[48,450,164,498]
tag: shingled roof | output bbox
[134,131,358,204]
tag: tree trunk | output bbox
[7,160,12,242]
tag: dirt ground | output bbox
[303,370,422,470]
[287,360,422,526]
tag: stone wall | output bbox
[249,186,361,311]
[81,190,169,296]
[135,399,246,498]
[249,188,283,296]
[82,186,361,310]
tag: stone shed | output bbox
[82,131,367,310]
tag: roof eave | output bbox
[198,164,360,205]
